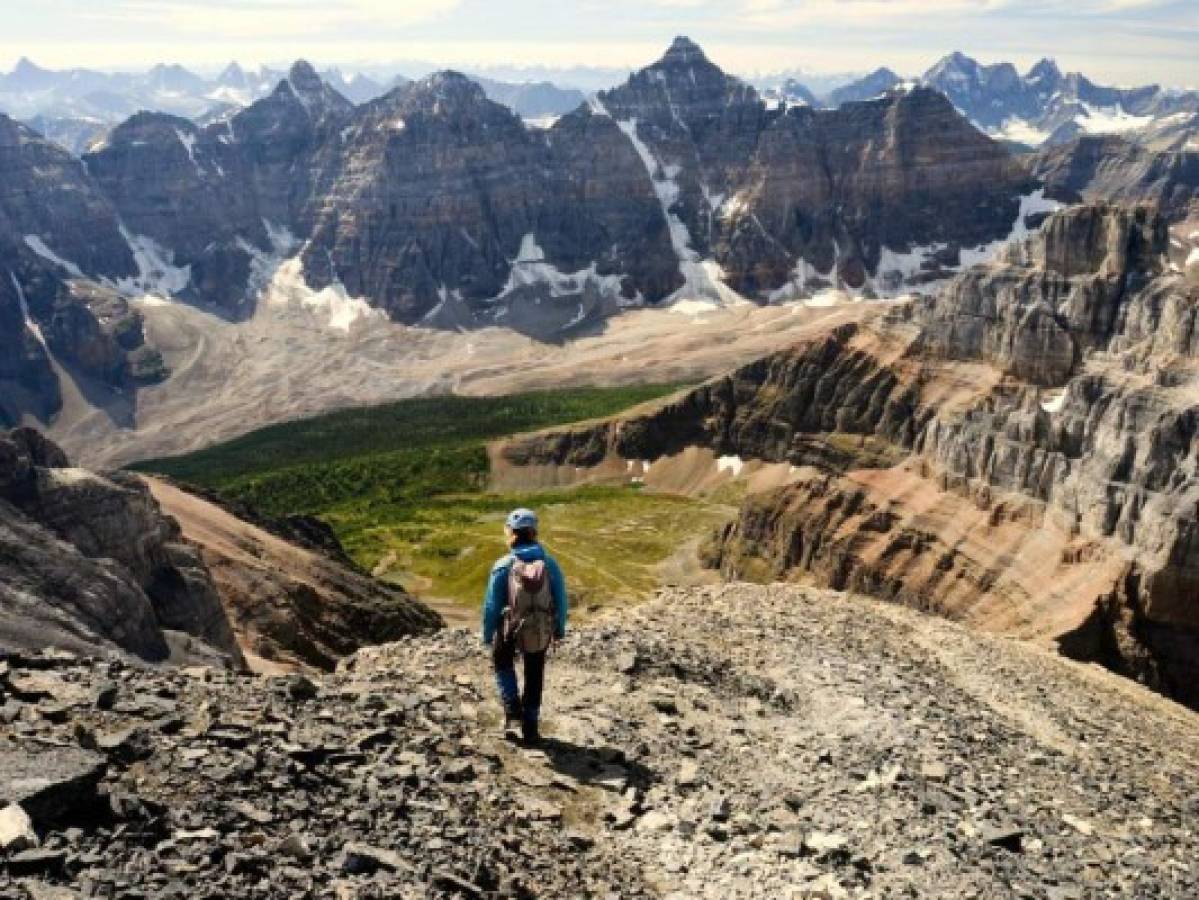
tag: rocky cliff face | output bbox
[498,205,1199,710]
[61,41,1034,333]
[0,429,442,674]
[0,428,242,667]
[1033,136,1199,221]
[144,478,443,671]
[0,114,165,425]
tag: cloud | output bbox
[79,0,464,38]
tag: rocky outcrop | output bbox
[913,205,1171,384]
[0,428,441,673]
[1032,135,1199,221]
[2,584,1197,897]
[499,205,1199,709]
[0,428,242,667]
[144,478,443,671]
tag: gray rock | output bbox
[339,842,407,875]
[0,746,106,826]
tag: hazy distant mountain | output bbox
[826,68,904,107]
[467,76,585,122]
[920,51,1199,148]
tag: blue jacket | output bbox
[482,543,568,645]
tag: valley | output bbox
[132,387,732,615]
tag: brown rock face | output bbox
[0,430,442,673]
[144,478,443,671]
[499,205,1199,710]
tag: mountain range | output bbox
[773,52,1199,151]
[1,37,1197,444]
[0,57,585,155]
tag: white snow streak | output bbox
[23,235,83,278]
[1074,103,1153,135]
[616,116,745,308]
[1041,390,1066,414]
[959,190,1063,268]
[174,128,203,175]
[494,233,627,306]
[10,273,48,349]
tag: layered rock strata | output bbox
[498,205,1199,708]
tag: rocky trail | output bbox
[3,584,1197,899]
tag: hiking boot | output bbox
[503,701,523,734]
[521,719,541,747]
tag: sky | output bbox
[2,0,1198,87]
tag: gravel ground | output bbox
[2,583,1196,898]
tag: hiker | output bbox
[482,508,568,746]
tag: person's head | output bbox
[504,507,539,548]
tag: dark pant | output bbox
[493,633,547,725]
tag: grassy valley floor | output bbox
[130,386,731,618]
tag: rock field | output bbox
[2,583,1196,898]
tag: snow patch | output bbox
[716,455,745,477]
[670,299,720,317]
[988,117,1053,147]
[1074,103,1153,135]
[263,256,380,333]
[587,95,610,117]
[117,228,191,298]
[804,289,858,308]
[174,128,203,175]
[495,232,628,304]
[523,115,559,130]
[1187,247,1199,268]
[1041,390,1066,414]
[960,190,1063,267]
[23,235,83,278]
[767,257,827,303]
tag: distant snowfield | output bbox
[989,118,1053,147]
[1075,103,1154,135]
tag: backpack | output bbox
[504,557,555,654]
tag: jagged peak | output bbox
[13,56,47,76]
[926,51,980,79]
[287,59,322,92]
[660,36,708,65]
[218,61,246,83]
[1027,57,1063,83]
[407,70,488,106]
